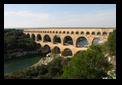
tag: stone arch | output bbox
[59,31,62,34]
[91,32,95,35]
[71,31,74,34]
[27,33,30,38]
[75,50,82,56]
[63,31,65,34]
[67,31,70,34]
[76,36,88,47]
[52,46,61,54]
[76,31,79,34]
[62,48,72,56]
[103,31,107,35]
[86,31,90,35]
[43,34,51,42]
[81,31,84,34]
[63,36,73,45]
[92,37,101,44]
[42,44,51,53]
[53,35,61,44]
[109,32,112,35]
[37,34,42,41]
[97,32,101,35]
[31,34,35,41]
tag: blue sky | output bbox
[4,4,116,28]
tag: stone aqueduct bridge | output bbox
[23,27,114,56]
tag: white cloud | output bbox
[4,11,50,28]
[4,10,116,28]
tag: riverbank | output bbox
[4,49,44,60]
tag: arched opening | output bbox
[74,50,82,56]
[37,34,42,41]
[92,38,101,44]
[63,36,73,46]
[59,31,62,34]
[50,31,52,33]
[56,31,58,33]
[31,34,35,41]
[67,31,69,34]
[43,35,51,42]
[62,48,72,56]
[53,35,61,44]
[109,32,112,35]
[63,31,65,34]
[97,32,101,35]
[53,31,55,33]
[52,46,61,54]
[27,33,30,38]
[42,45,51,53]
[71,31,74,34]
[76,37,88,47]
[103,32,107,35]
[76,31,79,34]
[91,32,95,35]
[86,31,90,35]
[81,31,84,34]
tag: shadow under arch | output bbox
[31,34,35,41]
[61,48,72,56]
[37,34,42,41]
[52,46,61,54]
[43,34,51,42]
[53,35,61,44]
[42,44,51,54]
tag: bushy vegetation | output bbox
[4,29,41,57]
[61,30,116,79]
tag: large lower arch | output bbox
[76,36,88,47]
[63,36,73,46]
[53,35,61,44]
[92,37,101,44]
[31,34,35,41]
[37,34,42,41]
[52,46,61,54]
[43,34,51,42]
[74,50,82,56]
[61,48,72,56]
[42,45,51,53]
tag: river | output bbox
[4,55,44,74]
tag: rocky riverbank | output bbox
[4,49,42,60]
[32,53,71,67]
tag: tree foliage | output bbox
[61,45,111,79]
[4,29,41,57]
[107,30,116,55]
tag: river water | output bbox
[4,55,44,74]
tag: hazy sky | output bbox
[4,4,116,28]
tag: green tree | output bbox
[107,30,116,55]
[61,48,110,79]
